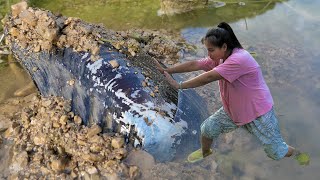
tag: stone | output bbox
[53,122,60,128]
[33,136,46,145]
[124,150,155,175]
[111,137,124,149]
[59,115,68,125]
[109,60,119,68]
[51,159,65,172]
[89,144,102,153]
[129,166,140,179]
[87,125,102,138]
[19,10,38,27]
[42,99,52,107]
[74,115,82,125]
[10,151,28,172]
[9,27,20,37]
[11,1,28,18]
[86,165,98,175]
[4,126,14,138]
[82,153,104,162]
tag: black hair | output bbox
[203,22,242,50]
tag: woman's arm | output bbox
[155,60,203,74]
[166,61,203,74]
[164,69,223,89]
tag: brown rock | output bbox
[33,136,46,146]
[129,166,140,179]
[74,115,82,125]
[90,144,102,153]
[42,99,52,107]
[11,1,28,18]
[111,137,124,149]
[9,27,20,37]
[59,115,68,125]
[77,139,87,146]
[82,153,104,162]
[51,159,65,172]
[87,125,102,138]
[124,150,155,175]
[88,135,103,143]
[102,172,120,180]
[104,160,117,168]
[19,10,38,27]
[40,166,50,175]
[86,165,98,175]
[53,122,60,128]
[10,151,28,171]
[109,60,119,69]
[4,126,14,138]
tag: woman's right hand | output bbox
[164,71,179,89]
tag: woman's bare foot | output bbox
[285,145,295,157]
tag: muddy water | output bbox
[1,0,320,179]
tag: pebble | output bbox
[109,60,119,68]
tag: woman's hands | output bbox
[154,59,166,74]
[153,59,179,89]
[164,71,179,89]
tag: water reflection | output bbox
[28,0,284,30]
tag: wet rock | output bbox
[67,79,75,86]
[109,60,119,69]
[124,149,155,175]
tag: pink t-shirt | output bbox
[197,48,273,125]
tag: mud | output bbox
[4,1,186,64]
[1,93,142,179]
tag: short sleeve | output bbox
[196,57,217,71]
[214,58,247,83]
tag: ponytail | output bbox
[218,22,242,49]
[204,22,242,50]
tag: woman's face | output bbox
[204,39,227,62]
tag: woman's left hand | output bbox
[164,71,179,89]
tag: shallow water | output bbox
[1,0,320,179]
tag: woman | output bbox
[156,22,304,163]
